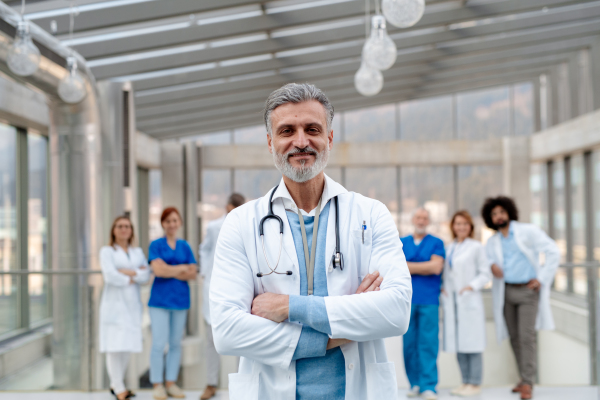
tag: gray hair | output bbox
[264,83,334,135]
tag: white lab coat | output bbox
[199,215,226,325]
[99,245,150,353]
[441,238,491,353]
[210,175,412,400]
[485,221,560,343]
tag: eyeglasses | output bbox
[116,224,132,229]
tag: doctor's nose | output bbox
[291,129,310,148]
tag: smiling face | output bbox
[267,100,333,183]
[452,215,472,241]
[112,217,133,244]
[162,211,181,237]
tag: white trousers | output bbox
[106,352,130,394]
[205,321,220,386]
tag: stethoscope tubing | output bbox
[257,185,344,278]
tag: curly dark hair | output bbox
[481,196,519,230]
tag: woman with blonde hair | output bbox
[442,210,491,397]
[99,216,150,400]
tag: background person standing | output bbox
[148,207,198,400]
[401,208,445,400]
[99,216,150,400]
[482,196,559,400]
[441,211,491,397]
[198,193,245,400]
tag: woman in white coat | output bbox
[99,216,150,400]
[442,211,491,397]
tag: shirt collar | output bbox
[271,173,348,217]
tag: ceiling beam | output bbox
[144,66,546,138]
[135,35,595,123]
[137,51,572,131]
[98,1,600,86]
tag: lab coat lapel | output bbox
[271,197,300,276]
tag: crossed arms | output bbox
[209,202,412,369]
[151,258,197,281]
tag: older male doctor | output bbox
[210,83,412,400]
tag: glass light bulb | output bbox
[354,61,383,97]
[7,21,41,77]
[58,56,87,104]
[362,15,397,71]
[382,0,425,28]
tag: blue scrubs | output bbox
[400,234,445,393]
[286,202,346,400]
[148,237,197,310]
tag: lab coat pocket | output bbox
[228,373,259,400]
[352,229,373,272]
[366,362,398,400]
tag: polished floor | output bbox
[0,387,597,400]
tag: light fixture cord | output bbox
[365,0,370,38]
[69,1,75,43]
[375,0,380,15]
[21,0,25,19]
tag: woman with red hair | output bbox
[148,207,197,400]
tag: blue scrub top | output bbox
[148,237,197,310]
[400,234,445,305]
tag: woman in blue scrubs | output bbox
[148,207,197,400]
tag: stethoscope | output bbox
[257,185,344,278]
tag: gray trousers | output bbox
[504,284,539,386]
[457,353,482,385]
[205,321,220,387]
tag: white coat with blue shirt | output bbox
[209,174,412,400]
[485,221,560,343]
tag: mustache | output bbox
[285,146,318,158]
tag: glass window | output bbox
[400,95,453,141]
[324,167,342,184]
[570,154,587,295]
[149,169,163,241]
[458,165,503,243]
[530,162,548,233]
[234,125,267,144]
[401,166,454,242]
[0,123,18,335]
[345,167,398,228]
[234,169,281,201]
[457,86,510,140]
[331,114,342,142]
[201,169,232,239]
[593,151,600,263]
[343,104,396,142]
[28,133,49,325]
[552,159,568,292]
[196,131,232,146]
[513,82,534,136]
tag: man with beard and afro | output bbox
[209,83,412,400]
[481,196,559,400]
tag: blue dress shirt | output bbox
[501,223,537,284]
[286,201,346,400]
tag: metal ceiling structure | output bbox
[11,0,600,139]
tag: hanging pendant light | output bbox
[382,0,425,28]
[7,0,41,78]
[354,60,384,97]
[58,2,87,104]
[362,15,397,71]
[58,56,86,104]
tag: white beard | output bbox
[273,145,330,183]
